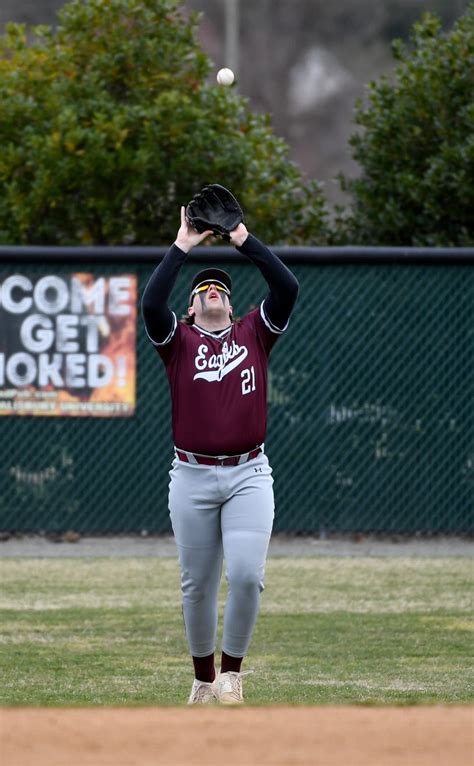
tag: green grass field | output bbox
[0,556,472,706]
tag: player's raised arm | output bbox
[142,207,212,344]
[230,224,299,332]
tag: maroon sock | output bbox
[221,651,243,673]
[192,653,215,683]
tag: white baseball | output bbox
[217,68,234,86]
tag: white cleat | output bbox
[187,679,216,705]
[211,670,252,705]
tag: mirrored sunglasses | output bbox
[192,283,230,297]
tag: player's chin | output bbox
[205,308,228,321]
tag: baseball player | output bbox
[142,204,299,704]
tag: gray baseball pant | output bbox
[168,452,274,658]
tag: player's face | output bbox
[188,284,233,324]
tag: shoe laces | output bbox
[219,670,253,701]
[191,680,213,703]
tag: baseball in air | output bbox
[217,68,235,86]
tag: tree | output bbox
[0,0,327,245]
[337,6,474,245]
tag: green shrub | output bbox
[338,6,474,246]
[0,0,327,245]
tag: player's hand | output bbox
[175,206,213,253]
[229,222,248,247]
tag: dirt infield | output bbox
[2,705,472,765]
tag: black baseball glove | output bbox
[185,184,244,239]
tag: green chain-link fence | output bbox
[0,248,472,535]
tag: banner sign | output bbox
[0,273,137,417]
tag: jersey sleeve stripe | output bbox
[260,301,289,334]
[145,311,178,346]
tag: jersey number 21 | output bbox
[241,366,256,395]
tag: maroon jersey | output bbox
[152,303,285,455]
